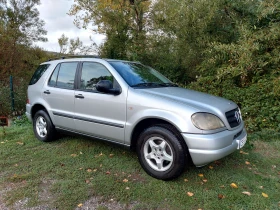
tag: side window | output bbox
[29,64,50,85]
[80,62,114,91]
[48,62,78,89]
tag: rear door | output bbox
[43,62,78,130]
[74,62,126,143]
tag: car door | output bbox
[43,62,78,130]
[74,62,126,143]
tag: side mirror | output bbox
[96,80,121,95]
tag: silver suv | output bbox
[26,57,247,180]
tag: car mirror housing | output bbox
[96,80,121,95]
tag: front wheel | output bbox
[136,126,186,180]
[33,110,56,142]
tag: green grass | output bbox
[0,124,280,210]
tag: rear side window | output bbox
[29,64,50,85]
[48,62,78,89]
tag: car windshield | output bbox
[108,61,177,88]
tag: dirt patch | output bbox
[0,179,56,210]
[75,196,139,210]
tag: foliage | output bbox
[12,114,30,126]
[0,0,49,116]
[69,0,151,60]
[58,33,97,55]
[0,126,279,209]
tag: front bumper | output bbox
[181,124,247,166]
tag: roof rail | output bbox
[48,55,101,61]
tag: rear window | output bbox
[29,64,50,85]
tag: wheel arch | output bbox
[31,103,48,119]
[130,118,187,151]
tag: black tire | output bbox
[136,126,186,180]
[33,110,56,142]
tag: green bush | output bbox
[0,78,29,117]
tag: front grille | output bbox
[225,108,241,128]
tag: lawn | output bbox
[0,122,279,210]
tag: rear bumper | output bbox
[25,104,32,121]
[181,124,247,166]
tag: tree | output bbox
[57,33,97,55]
[0,0,47,78]
[68,0,150,59]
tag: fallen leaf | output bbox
[214,160,221,165]
[259,186,263,189]
[85,179,90,184]
[106,171,111,175]
[99,152,103,156]
[209,165,214,169]
[245,161,250,165]
[220,185,225,188]
[17,142,24,145]
[187,192,194,197]
[100,164,102,168]
[93,169,97,172]
[198,174,204,177]
[230,183,238,188]
[1,142,5,144]
[262,192,268,198]
[240,150,249,155]
[218,194,225,199]
[203,179,208,183]
[125,187,130,190]
[80,151,83,155]
[123,179,128,183]
[184,179,188,182]
[242,191,251,196]
[77,203,83,207]
[87,169,92,172]
[109,154,114,157]
[71,154,77,157]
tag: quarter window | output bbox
[29,64,50,85]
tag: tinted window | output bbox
[54,62,78,89]
[29,64,50,85]
[80,62,114,91]
[48,64,60,87]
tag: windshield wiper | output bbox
[131,82,178,88]
[158,83,178,87]
[131,82,161,87]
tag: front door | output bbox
[74,62,126,143]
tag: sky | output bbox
[35,0,105,52]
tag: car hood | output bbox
[139,87,237,114]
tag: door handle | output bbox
[75,94,84,99]
[43,90,50,94]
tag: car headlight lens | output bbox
[191,113,225,130]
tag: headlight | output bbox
[191,113,225,130]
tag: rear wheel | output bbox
[33,110,56,142]
[136,126,186,180]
